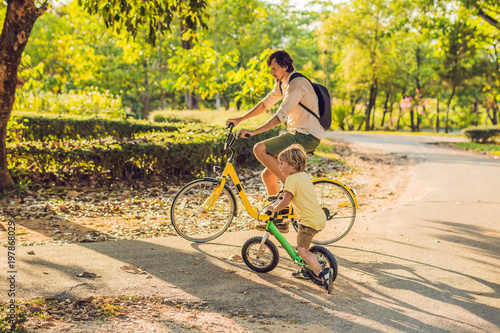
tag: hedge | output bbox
[7,126,281,183]
[7,114,182,143]
[462,126,500,143]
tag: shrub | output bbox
[462,126,500,143]
[150,110,202,124]
[331,104,350,130]
[7,126,281,184]
[7,114,180,143]
[14,87,123,118]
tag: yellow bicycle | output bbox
[170,124,358,244]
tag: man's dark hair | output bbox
[267,50,295,73]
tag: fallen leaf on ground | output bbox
[121,265,145,274]
[228,255,242,261]
[223,269,236,273]
[29,306,43,313]
[76,272,98,278]
[67,191,80,198]
[27,250,35,255]
[117,192,130,200]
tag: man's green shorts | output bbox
[263,132,321,157]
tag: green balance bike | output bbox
[242,210,338,287]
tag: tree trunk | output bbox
[389,94,394,127]
[365,81,377,131]
[410,108,416,132]
[180,24,198,110]
[491,102,499,125]
[396,88,406,131]
[416,109,422,131]
[445,86,456,133]
[141,59,150,119]
[0,0,47,190]
[380,91,390,127]
[414,47,424,132]
[473,100,478,126]
[158,44,165,109]
[436,98,440,132]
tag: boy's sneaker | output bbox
[320,267,334,294]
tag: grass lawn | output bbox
[150,109,273,129]
[456,142,500,157]
[152,109,500,158]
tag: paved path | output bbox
[2,132,499,332]
[326,132,500,332]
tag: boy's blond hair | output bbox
[278,144,307,172]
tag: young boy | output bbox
[267,144,334,294]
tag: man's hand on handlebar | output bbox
[236,129,254,139]
[225,117,241,128]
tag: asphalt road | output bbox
[326,132,500,332]
[2,132,499,332]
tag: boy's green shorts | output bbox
[263,132,321,157]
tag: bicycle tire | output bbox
[293,179,356,245]
[242,236,279,273]
[170,179,236,243]
[305,246,338,285]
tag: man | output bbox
[226,50,325,202]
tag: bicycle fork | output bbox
[258,223,311,270]
[256,232,271,259]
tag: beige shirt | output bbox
[261,72,325,140]
[284,172,326,231]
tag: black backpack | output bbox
[279,72,332,130]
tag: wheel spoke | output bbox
[171,180,235,242]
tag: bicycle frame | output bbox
[258,219,310,270]
[201,159,295,221]
[200,124,356,226]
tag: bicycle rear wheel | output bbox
[301,179,356,245]
[170,179,236,242]
[305,246,338,286]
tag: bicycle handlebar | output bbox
[224,123,236,150]
[224,122,251,150]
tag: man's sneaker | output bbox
[276,222,289,233]
[255,224,267,231]
[266,190,284,202]
[319,267,334,294]
[255,221,289,233]
[292,269,309,280]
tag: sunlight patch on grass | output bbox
[151,109,273,128]
[346,130,463,137]
[315,139,342,160]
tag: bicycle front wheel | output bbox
[242,236,279,273]
[170,179,236,242]
[309,179,356,245]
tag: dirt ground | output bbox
[0,140,414,332]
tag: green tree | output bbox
[432,11,479,133]
[0,0,207,190]
[322,0,397,130]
